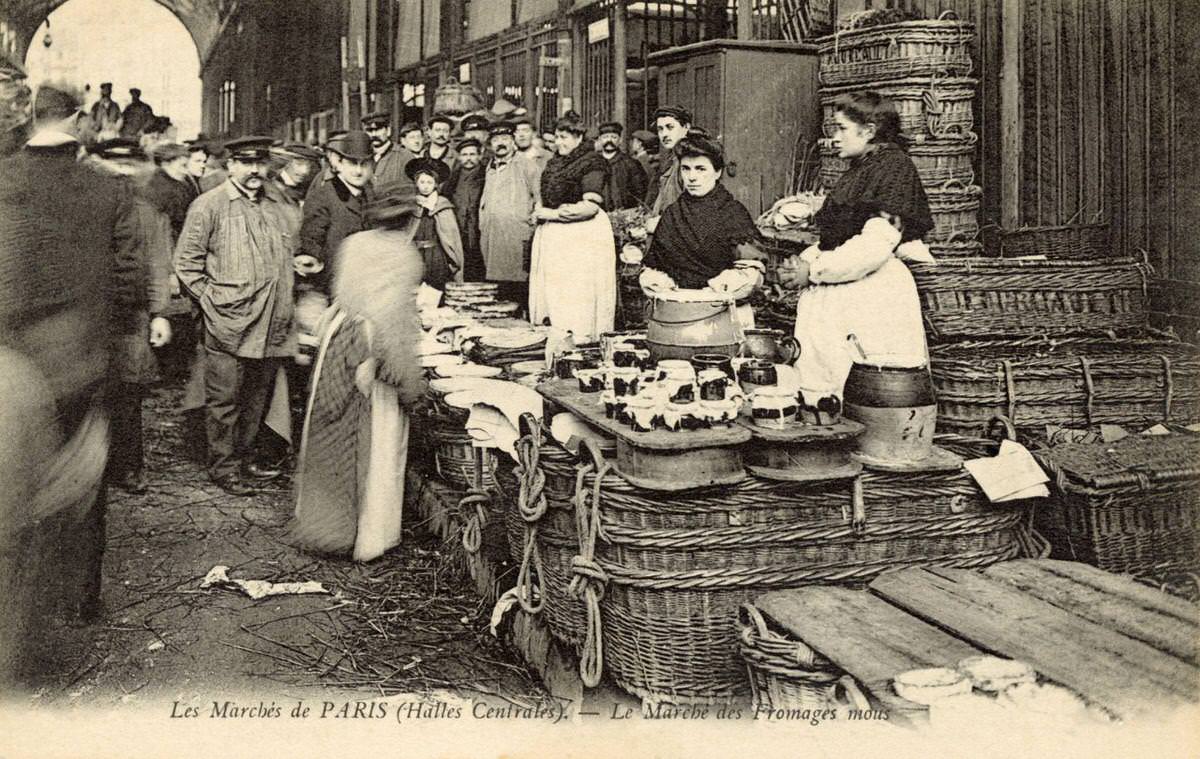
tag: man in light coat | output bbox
[174,136,299,495]
[478,122,541,309]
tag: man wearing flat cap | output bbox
[272,143,321,207]
[144,142,197,239]
[298,130,374,293]
[89,81,121,141]
[630,128,659,185]
[595,121,647,211]
[445,136,487,280]
[645,104,693,214]
[174,135,300,495]
[361,111,403,189]
[479,121,541,306]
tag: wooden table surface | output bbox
[755,560,1200,720]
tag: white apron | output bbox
[528,212,616,343]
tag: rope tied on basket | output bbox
[1000,359,1018,428]
[569,441,612,688]
[1078,356,1096,427]
[459,490,491,556]
[1160,354,1174,422]
[513,414,547,614]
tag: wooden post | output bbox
[340,35,351,129]
[999,0,1022,228]
[737,0,754,41]
[613,3,628,126]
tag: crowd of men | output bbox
[0,61,695,676]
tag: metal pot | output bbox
[740,328,801,365]
[646,296,741,362]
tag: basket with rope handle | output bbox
[913,255,1153,341]
[817,12,975,87]
[930,334,1200,436]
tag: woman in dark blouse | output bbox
[527,111,616,342]
[640,133,764,297]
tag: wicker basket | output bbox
[911,257,1152,341]
[738,604,848,711]
[1032,433,1200,578]
[502,441,589,651]
[930,337,1200,436]
[821,77,977,144]
[928,239,987,258]
[926,181,982,244]
[817,16,975,87]
[820,137,976,190]
[983,222,1110,260]
[429,426,497,490]
[569,444,1033,704]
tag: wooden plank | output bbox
[980,561,1199,665]
[756,587,983,696]
[999,0,1022,227]
[870,567,1198,717]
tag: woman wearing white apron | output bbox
[780,91,936,396]
[288,187,427,561]
[528,111,616,343]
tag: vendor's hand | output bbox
[148,316,172,348]
[639,267,676,294]
[294,254,324,276]
[169,275,181,297]
[354,358,377,398]
[778,256,811,288]
[707,268,758,300]
[530,207,557,225]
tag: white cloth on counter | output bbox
[549,412,612,456]
[457,381,544,461]
[793,217,930,395]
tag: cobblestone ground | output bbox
[17,365,546,711]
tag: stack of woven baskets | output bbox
[816,12,982,257]
[504,424,1037,705]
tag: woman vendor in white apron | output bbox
[287,186,427,562]
[528,111,616,343]
[780,91,935,395]
[638,132,765,321]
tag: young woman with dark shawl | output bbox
[779,91,935,396]
[527,111,616,342]
[288,186,427,561]
[639,134,766,319]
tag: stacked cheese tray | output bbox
[443,282,520,320]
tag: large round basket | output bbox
[926,180,982,244]
[816,16,975,87]
[820,137,977,190]
[821,77,977,144]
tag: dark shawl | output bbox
[814,142,932,250]
[643,183,759,289]
[539,143,609,209]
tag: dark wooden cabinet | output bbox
[649,39,821,216]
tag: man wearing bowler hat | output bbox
[595,121,647,211]
[174,136,300,495]
[297,130,374,293]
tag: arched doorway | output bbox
[17,0,208,138]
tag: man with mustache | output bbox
[361,110,408,190]
[479,122,541,309]
[174,136,300,496]
[425,114,456,172]
[595,121,647,211]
